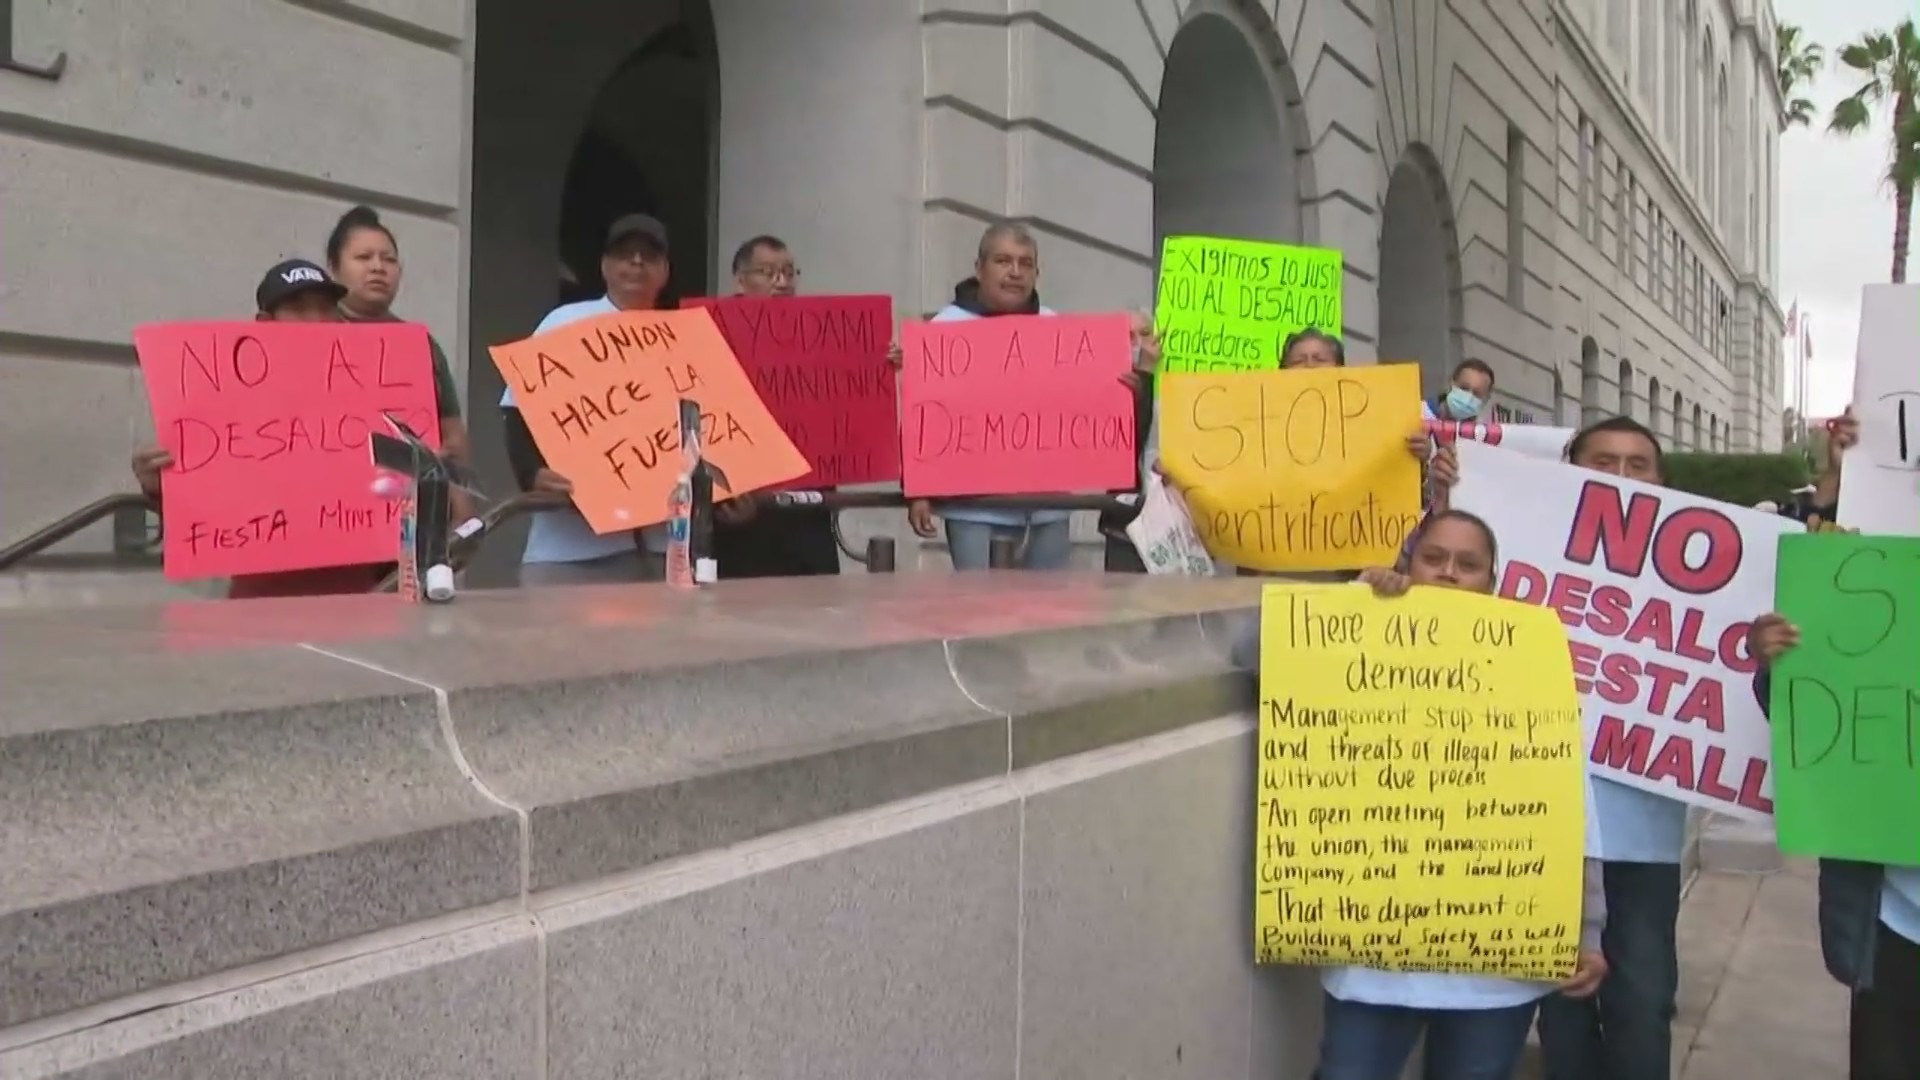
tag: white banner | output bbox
[1452,442,1796,821]
[1839,283,1920,535]
[1426,419,1577,462]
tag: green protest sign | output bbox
[1154,236,1342,377]
[1770,533,1920,866]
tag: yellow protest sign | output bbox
[1160,365,1423,571]
[1155,236,1342,375]
[1253,583,1585,979]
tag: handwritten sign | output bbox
[1838,283,1920,534]
[133,321,439,580]
[1159,365,1423,571]
[685,295,899,488]
[1453,443,1796,821]
[1770,534,1920,865]
[899,314,1135,497]
[488,309,808,533]
[1155,236,1342,376]
[1254,584,1585,977]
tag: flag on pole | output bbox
[1784,301,1799,337]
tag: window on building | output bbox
[1618,359,1636,418]
[1507,125,1526,306]
[1616,169,1632,267]
[1702,30,1717,212]
[1671,391,1685,448]
[1580,337,1603,426]
[1692,403,1703,448]
[1684,4,1701,178]
[1717,67,1731,234]
[1578,114,1595,241]
[1638,0,1660,105]
[1667,4,1685,140]
[1649,376,1664,432]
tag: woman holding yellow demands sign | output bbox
[1231,511,1609,1080]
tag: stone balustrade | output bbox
[0,574,1330,1078]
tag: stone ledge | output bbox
[1,574,1262,1032]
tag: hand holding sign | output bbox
[1160,365,1424,572]
[133,321,440,580]
[900,314,1135,497]
[488,308,807,533]
[1770,533,1920,865]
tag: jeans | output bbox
[517,551,666,586]
[1852,923,1920,1080]
[1315,993,1539,1080]
[944,519,1073,570]
[1537,860,1682,1080]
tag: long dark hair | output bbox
[325,205,397,270]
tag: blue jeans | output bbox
[1536,860,1682,1080]
[943,518,1072,570]
[1316,993,1539,1080]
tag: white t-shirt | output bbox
[501,296,667,563]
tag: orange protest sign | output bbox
[488,309,808,533]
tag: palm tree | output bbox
[1776,24,1823,128]
[1829,19,1920,283]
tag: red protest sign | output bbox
[134,321,440,581]
[899,314,1135,497]
[686,295,899,488]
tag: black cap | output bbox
[604,213,670,254]
[256,258,347,312]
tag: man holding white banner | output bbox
[1451,416,1796,1080]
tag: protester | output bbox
[1776,407,1856,526]
[1746,408,1911,1080]
[706,234,842,579]
[501,213,675,585]
[131,260,400,599]
[908,221,1159,570]
[326,206,470,467]
[1425,359,1497,422]
[1533,415,1687,1080]
[1231,510,1609,1080]
[1282,327,1345,368]
[1096,310,1165,572]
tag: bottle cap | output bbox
[424,564,456,602]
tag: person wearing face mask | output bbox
[501,213,677,585]
[1229,510,1609,1080]
[1425,359,1497,424]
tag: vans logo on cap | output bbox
[282,266,325,285]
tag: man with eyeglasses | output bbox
[701,234,848,577]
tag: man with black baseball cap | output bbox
[252,258,348,322]
[131,257,391,599]
[501,212,679,585]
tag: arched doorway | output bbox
[1379,146,1464,393]
[557,14,718,305]
[1152,4,1305,272]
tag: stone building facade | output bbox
[0,0,1782,559]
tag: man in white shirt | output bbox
[501,213,674,585]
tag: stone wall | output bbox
[0,574,1334,1078]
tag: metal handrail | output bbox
[1,488,1137,587]
[376,490,1142,588]
[0,493,154,572]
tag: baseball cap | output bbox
[256,258,347,312]
[604,213,670,254]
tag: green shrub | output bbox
[1664,452,1812,507]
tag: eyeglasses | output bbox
[746,265,800,282]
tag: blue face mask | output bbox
[1445,387,1483,419]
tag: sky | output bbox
[1773,0,1911,417]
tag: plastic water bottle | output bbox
[665,471,695,589]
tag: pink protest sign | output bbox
[899,314,1135,497]
[134,321,440,581]
[685,295,899,488]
